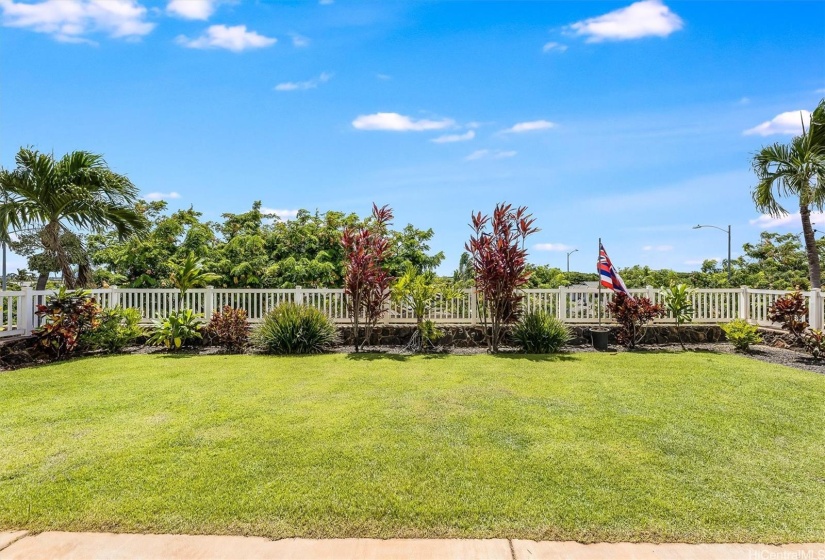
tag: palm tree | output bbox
[0,148,143,289]
[752,99,825,288]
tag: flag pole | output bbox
[597,237,602,327]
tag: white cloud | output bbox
[743,110,812,136]
[501,120,556,133]
[738,97,751,105]
[431,130,475,143]
[261,207,299,221]
[177,24,276,52]
[0,0,154,42]
[352,112,454,132]
[568,0,683,43]
[376,73,391,81]
[535,243,574,251]
[542,41,568,53]
[464,149,517,161]
[750,212,825,229]
[166,0,217,20]
[274,72,332,91]
[319,0,333,4]
[816,88,825,94]
[642,245,673,251]
[144,191,181,201]
[290,33,309,47]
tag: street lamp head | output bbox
[692,225,702,229]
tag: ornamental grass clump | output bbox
[254,302,337,355]
[511,310,570,354]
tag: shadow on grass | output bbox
[344,351,453,362]
[492,353,580,362]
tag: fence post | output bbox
[810,289,823,330]
[382,289,391,325]
[109,285,119,309]
[295,285,304,306]
[204,286,214,319]
[739,286,749,321]
[646,285,655,303]
[20,282,34,334]
[557,287,566,321]
[469,288,477,326]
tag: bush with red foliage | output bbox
[206,306,250,352]
[767,290,809,344]
[606,292,665,349]
[466,203,538,353]
[34,288,101,358]
[342,204,394,352]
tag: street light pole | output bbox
[693,224,731,285]
[566,249,578,274]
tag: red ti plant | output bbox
[606,292,665,349]
[341,204,394,352]
[466,203,539,353]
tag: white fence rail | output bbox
[1,284,821,338]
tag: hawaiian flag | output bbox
[598,243,631,296]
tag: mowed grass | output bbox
[1,352,824,543]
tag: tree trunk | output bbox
[40,221,76,289]
[800,204,822,289]
[36,272,48,290]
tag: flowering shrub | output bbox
[34,288,101,358]
[606,292,665,349]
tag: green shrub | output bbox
[511,310,571,353]
[721,319,762,351]
[148,309,203,350]
[205,306,249,353]
[803,329,825,359]
[253,303,337,355]
[81,306,143,353]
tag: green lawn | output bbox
[1,352,824,543]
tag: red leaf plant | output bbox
[466,203,539,353]
[606,292,665,349]
[342,204,394,352]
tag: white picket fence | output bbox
[0,284,821,339]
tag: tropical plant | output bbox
[606,292,665,349]
[342,204,394,352]
[751,99,825,288]
[169,252,220,302]
[0,148,143,288]
[205,306,250,353]
[253,302,336,354]
[148,309,203,350]
[81,306,143,353]
[661,284,695,349]
[721,319,762,352]
[391,263,461,351]
[33,288,101,358]
[466,203,539,353]
[803,328,825,359]
[767,290,809,344]
[511,310,571,353]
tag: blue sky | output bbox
[2,0,824,275]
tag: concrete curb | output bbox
[0,532,822,560]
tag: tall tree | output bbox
[0,148,142,288]
[752,99,825,288]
